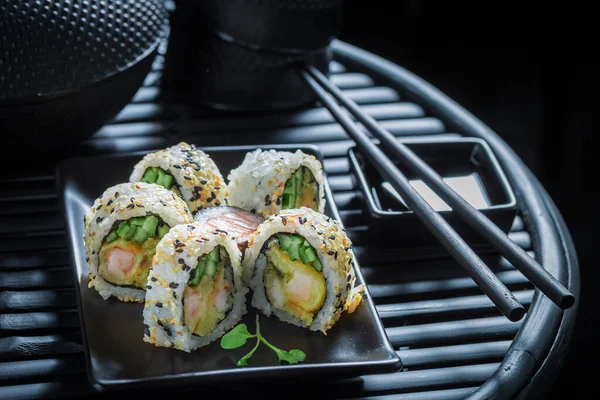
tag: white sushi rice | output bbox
[129,142,226,215]
[244,207,360,333]
[142,223,248,352]
[226,149,326,219]
[83,182,193,302]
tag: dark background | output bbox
[338,1,595,397]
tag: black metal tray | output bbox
[56,143,401,391]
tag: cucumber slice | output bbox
[278,234,292,249]
[303,246,318,263]
[160,175,174,189]
[312,258,323,272]
[298,246,311,264]
[116,223,131,238]
[205,259,218,277]
[124,225,138,240]
[158,224,169,238]
[286,244,300,261]
[208,247,220,261]
[289,235,304,247]
[142,216,159,236]
[294,168,304,202]
[189,258,206,286]
[106,231,118,243]
[133,227,150,243]
[282,193,294,209]
[130,217,145,227]
[141,168,158,183]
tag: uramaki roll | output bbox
[243,207,362,333]
[226,149,325,219]
[83,182,193,302]
[129,142,226,215]
[142,223,248,351]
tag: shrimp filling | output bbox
[98,215,170,289]
[263,236,326,326]
[98,237,159,289]
[183,246,234,337]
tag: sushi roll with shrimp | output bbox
[226,149,325,219]
[243,207,363,333]
[83,182,193,303]
[194,205,264,253]
[142,223,248,351]
[129,142,226,215]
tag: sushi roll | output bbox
[194,205,264,252]
[226,149,325,219]
[129,142,226,215]
[143,223,248,351]
[244,207,362,333]
[83,182,193,303]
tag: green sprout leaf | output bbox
[220,323,255,349]
[237,338,261,367]
[221,315,307,367]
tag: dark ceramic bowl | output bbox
[0,0,168,153]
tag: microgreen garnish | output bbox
[220,315,306,367]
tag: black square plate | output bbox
[56,143,402,391]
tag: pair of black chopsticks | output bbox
[301,65,574,322]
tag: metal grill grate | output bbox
[0,40,569,400]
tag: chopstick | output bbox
[301,70,526,322]
[303,65,575,311]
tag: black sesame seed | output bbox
[336,292,342,298]
[114,192,119,198]
[85,257,89,262]
[144,326,150,336]
[173,292,177,299]
[174,165,182,169]
[146,285,152,290]
[346,284,351,291]
[126,204,135,209]
[329,235,335,240]
[169,282,179,289]
[214,186,220,190]
[207,197,213,203]
[178,258,184,264]
[216,200,221,206]
[137,204,145,208]
[175,248,183,253]
[251,209,256,214]
[327,250,335,256]
[188,225,196,230]
[107,200,113,206]
[96,205,102,211]
[210,192,216,199]
[281,216,287,226]
[200,179,208,185]
[194,167,201,171]
[110,208,115,214]
[347,275,352,282]
[130,197,135,203]
[344,247,350,251]
[265,194,270,202]
[156,302,163,308]
[157,320,164,328]
[92,251,95,255]
[334,251,338,260]
[184,176,192,180]
[164,326,172,336]
[276,197,281,205]
[160,200,167,206]
[151,277,157,282]
[183,264,191,271]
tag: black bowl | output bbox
[163,8,331,112]
[0,0,168,154]
[175,0,343,53]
